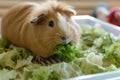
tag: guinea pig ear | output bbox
[55,2,76,16]
[63,7,76,16]
[30,18,38,24]
[30,13,47,25]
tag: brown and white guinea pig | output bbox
[1,1,80,57]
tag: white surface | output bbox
[66,70,120,80]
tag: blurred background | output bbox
[0,0,120,17]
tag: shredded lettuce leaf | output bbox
[0,47,33,69]
[103,43,120,67]
[55,43,83,62]
[0,69,17,80]
[73,53,117,74]
[22,62,82,80]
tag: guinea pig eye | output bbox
[48,20,54,27]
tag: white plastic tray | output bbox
[65,15,120,80]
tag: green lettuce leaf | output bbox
[77,53,104,74]
[51,62,82,79]
[22,62,82,80]
[0,38,9,48]
[80,24,105,50]
[55,43,83,62]
[93,33,114,53]
[103,43,120,67]
[0,47,33,69]
[73,53,117,75]
[0,69,17,80]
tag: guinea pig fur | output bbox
[1,1,80,57]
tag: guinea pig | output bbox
[1,1,80,57]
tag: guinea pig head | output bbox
[29,2,80,57]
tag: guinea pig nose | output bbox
[60,36,70,44]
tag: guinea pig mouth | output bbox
[61,38,71,45]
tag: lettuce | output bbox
[22,66,61,80]
[0,38,9,48]
[75,53,104,74]
[0,38,9,54]
[73,53,117,75]
[32,67,60,80]
[22,62,82,80]
[0,69,17,80]
[80,24,105,50]
[103,43,120,67]
[55,43,83,62]
[93,33,114,53]
[0,47,33,69]
[51,62,82,79]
